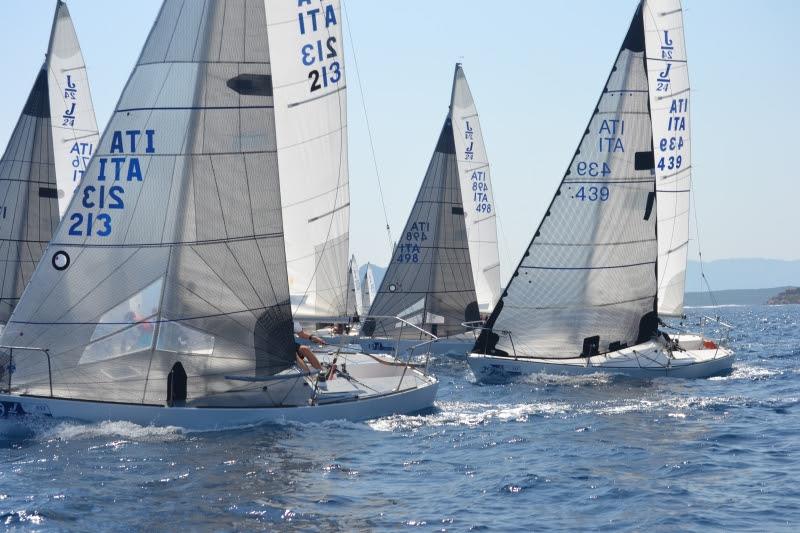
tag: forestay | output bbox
[365,117,479,339]
[2,0,296,404]
[47,0,100,216]
[475,3,659,359]
[0,68,60,324]
[266,0,350,321]
[644,0,691,317]
[450,64,500,313]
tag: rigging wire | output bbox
[342,1,394,256]
[691,188,718,309]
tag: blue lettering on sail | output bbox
[296,2,342,93]
[69,130,156,238]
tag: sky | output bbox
[1,0,797,284]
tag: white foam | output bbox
[43,420,184,443]
[368,400,571,431]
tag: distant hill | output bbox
[686,259,800,292]
[768,287,800,305]
[359,259,800,305]
[684,287,790,307]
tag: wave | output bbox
[42,420,185,443]
[368,400,572,431]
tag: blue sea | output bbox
[1,304,798,531]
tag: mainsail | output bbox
[266,0,350,321]
[0,1,99,324]
[450,64,500,313]
[644,0,691,317]
[0,68,60,324]
[2,0,296,404]
[365,111,480,339]
[475,3,659,359]
[47,0,100,216]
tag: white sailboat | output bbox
[467,0,733,382]
[0,0,99,326]
[350,64,499,358]
[0,0,436,429]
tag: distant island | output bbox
[767,287,800,305]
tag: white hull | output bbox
[0,353,438,431]
[468,334,734,383]
[311,335,475,359]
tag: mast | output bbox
[475,2,659,358]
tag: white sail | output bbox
[361,262,375,313]
[2,0,296,404]
[450,64,500,313]
[347,254,361,317]
[475,4,659,359]
[265,0,350,321]
[644,0,690,317]
[46,1,100,216]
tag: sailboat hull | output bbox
[0,352,438,431]
[312,335,475,359]
[0,377,437,431]
[468,335,734,383]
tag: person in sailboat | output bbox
[294,321,326,373]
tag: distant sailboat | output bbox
[468,0,733,381]
[361,262,377,314]
[0,0,99,325]
[0,0,436,428]
[346,254,361,320]
[360,64,496,357]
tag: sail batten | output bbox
[475,2,659,359]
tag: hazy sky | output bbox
[1,1,797,284]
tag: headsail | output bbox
[47,0,100,216]
[475,3,659,359]
[450,64,500,313]
[0,67,60,324]
[266,0,350,321]
[365,113,479,339]
[2,0,295,404]
[644,0,690,317]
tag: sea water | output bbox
[1,305,798,531]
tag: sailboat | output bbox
[467,0,734,381]
[0,0,99,326]
[355,63,499,358]
[0,0,436,429]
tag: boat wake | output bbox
[368,400,572,431]
[42,420,185,443]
